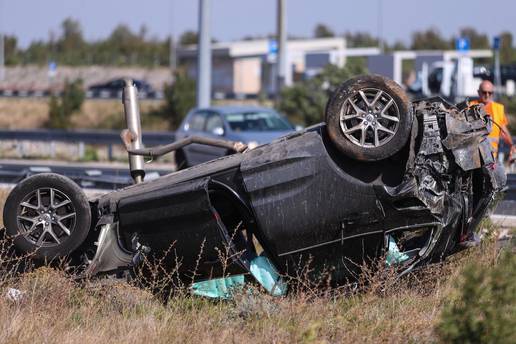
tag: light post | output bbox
[196,0,212,108]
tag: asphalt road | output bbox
[0,159,173,190]
[0,159,514,217]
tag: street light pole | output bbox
[377,0,383,53]
[0,32,4,82]
[196,0,211,108]
[0,0,4,81]
[169,0,176,73]
[276,0,287,101]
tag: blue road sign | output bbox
[268,39,278,54]
[493,36,501,50]
[267,39,278,63]
[456,38,470,52]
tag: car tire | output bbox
[175,149,189,170]
[325,74,413,161]
[3,173,91,261]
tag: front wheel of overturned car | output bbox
[325,74,413,161]
[3,173,91,262]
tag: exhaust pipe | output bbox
[122,79,145,184]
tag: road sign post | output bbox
[493,36,502,99]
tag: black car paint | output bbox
[93,99,503,285]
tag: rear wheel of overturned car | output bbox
[3,173,91,261]
[325,74,413,161]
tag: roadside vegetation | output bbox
[278,59,366,126]
[0,183,514,343]
[4,19,516,67]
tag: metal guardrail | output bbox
[0,89,266,101]
[0,162,171,190]
[0,89,165,100]
[0,129,175,146]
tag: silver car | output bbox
[174,106,295,168]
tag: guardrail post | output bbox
[78,142,85,160]
[107,143,113,161]
[50,141,56,158]
[16,140,24,157]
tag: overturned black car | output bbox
[2,75,506,292]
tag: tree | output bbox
[4,35,20,65]
[278,61,367,126]
[314,24,335,38]
[410,28,451,50]
[179,31,199,46]
[453,27,489,49]
[499,31,515,64]
[56,18,87,65]
[149,70,196,129]
[46,79,85,129]
[386,40,408,51]
[345,32,380,48]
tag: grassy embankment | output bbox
[0,187,514,343]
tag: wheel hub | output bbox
[16,187,76,247]
[339,88,401,148]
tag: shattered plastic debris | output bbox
[191,275,246,299]
[385,235,410,266]
[5,288,24,302]
[191,254,287,299]
[249,256,288,297]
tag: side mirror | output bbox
[212,127,225,136]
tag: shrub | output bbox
[277,59,367,126]
[146,69,196,130]
[436,250,516,343]
[47,79,85,129]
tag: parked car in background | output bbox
[174,106,295,168]
[88,78,153,98]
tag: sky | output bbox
[0,0,514,48]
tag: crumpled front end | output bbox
[379,99,506,271]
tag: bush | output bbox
[436,250,516,343]
[146,70,196,130]
[47,79,85,129]
[277,59,367,126]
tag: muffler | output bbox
[121,79,145,184]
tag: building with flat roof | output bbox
[177,37,380,98]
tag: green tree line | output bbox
[4,18,516,67]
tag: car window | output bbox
[224,111,292,132]
[205,113,224,132]
[188,111,207,131]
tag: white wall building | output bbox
[178,38,380,98]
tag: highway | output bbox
[0,160,173,190]
[0,160,514,218]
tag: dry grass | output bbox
[0,98,165,130]
[0,188,512,343]
[0,243,491,343]
[0,99,49,129]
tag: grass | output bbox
[0,98,166,131]
[0,188,514,343]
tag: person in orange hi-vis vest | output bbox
[469,80,514,161]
